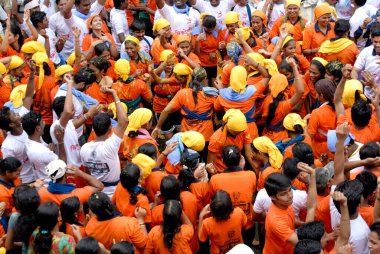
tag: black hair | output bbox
[59,196,82,233]
[356,171,377,199]
[326,60,343,81]
[266,92,285,127]
[120,163,147,205]
[282,38,295,49]
[21,111,42,136]
[138,143,157,159]
[89,56,111,72]
[333,180,364,216]
[160,175,180,201]
[88,192,115,221]
[221,145,241,168]
[74,67,97,87]
[264,172,292,197]
[93,112,111,136]
[113,0,124,9]
[34,202,60,254]
[354,0,366,7]
[75,237,100,254]
[351,99,372,127]
[294,240,322,254]
[371,23,380,37]
[279,59,293,73]
[292,142,314,166]
[0,157,21,175]
[94,43,110,56]
[297,221,325,241]
[334,19,350,37]
[370,221,380,236]
[30,11,46,28]
[178,168,198,191]
[283,157,300,181]
[10,21,24,48]
[190,68,207,106]
[128,129,143,138]
[52,96,66,119]
[162,200,182,250]
[130,19,146,32]
[310,60,326,81]
[210,190,234,222]
[0,107,12,132]
[110,241,135,254]
[359,142,380,167]
[202,15,217,29]
[13,185,40,245]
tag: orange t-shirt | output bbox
[106,59,117,81]
[257,166,281,191]
[143,169,168,202]
[276,53,310,74]
[189,181,211,211]
[82,33,116,55]
[126,0,156,27]
[65,223,86,243]
[169,89,216,141]
[180,52,201,67]
[283,79,310,117]
[38,186,93,205]
[85,82,113,105]
[33,75,57,125]
[262,99,292,143]
[263,204,295,254]
[112,182,151,223]
[192,30,223,67]
[270,16,306,42]
[129,57,149,79]
[0,178,21,210]
[0,46,22,58]
[317,42,359,65]
[151,36,178,65]
[315,194,334,252]
[153,76,181,113]
[199,207,247,254]
[302,22,335,60]
[145,224,193,254]
[358,206,374,227]
[122,133,158,161]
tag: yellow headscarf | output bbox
[126,108,152,133]
[32,52,48,89]
[181,131,206,151]
[314,4,332,19]
[55,64,73,79]
[108,102,128,119]
[312,57,328,67]
[200,13,211,25]
[10,84,27,108]
[21,41,46,54]
[235,27,252,43]
[223,109,247,132]
[269,74,288,98]
[173,63,193,87]
[253,136,283,169]
[283,113,306,131]
[66,53,76,67]
[9,56,24,70]
[176,35,191,45]
[318,38,353,54]
[230,66,247,94]
[318,3,337,20]
[282,23,295,35]
[132,153,156,183]
[153,18,170,32]
[246,53,278,77]
[282,36,294,48]
[0,62,6,75]
[225,11,242,25]
[342,79,367,107]
[125,35,141,50]
[286,0,301,8]
[115,59,131,82]
[160,49,175,62]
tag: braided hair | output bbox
[120,163,147,205]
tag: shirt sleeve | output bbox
[253,189,270,214]
[104,133,122,157]
[158,4,175,23]
[270,215,295,242]
[192,0,206,13]
[90,0,104,14]
[128,218,148,249]
[198,218,210,242]
[112,13,125,35]
[353,48,367,71]
[307,110,318,135]
[329,185,341,230]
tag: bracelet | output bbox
[115,100,121,104]
[139,223,145,226]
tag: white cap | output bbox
[227,244,255,254]
[45,160,66,183]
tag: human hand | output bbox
[341,64,352,80]
[259,32,270,43]
[70,224,82,240]
[87,104,103,118]
[361,70,375,88]
[285,56,297,69]
[199,204,211,218]
[163,141,178,155]
[361,17,372,29]
[72,26,81,39]
[218,41,226,50]
[178,48,186,57]
[134,207,147,221]
[206,163,217,175]
[23,9,30,22]
[196,33,206,42]
[337,244,352,254]
[100,86,116,95]
[335,122,349,142]
[297,162,314,175]
[332,191,347,206]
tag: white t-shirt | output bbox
[80,133,122,197]
[354,45,380,98]
[50,120,81,167]
[253,188,307,218]
[348,142,364,174]
[36,29,60,65]
[48,12,88,60]
[330,185,370,254]
[367,0,380,8]
[193,0,237,28]
[317,0,352,20]
[349,4,378,38]
[232,4,255,28]
[110,8,129,52]
[120,35,153,58]
[257,1,285,29]
[158,4,200,35]
[25,139,58,184]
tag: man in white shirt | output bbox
[316,0,353,20]
[155,0,200,35]
[72,0,106,23]
[257,0,285,29]
[349,0,377,40]
[232,0,256,28]
[110,0,130,52]
[80,87,128,197]
[120,19,154,58]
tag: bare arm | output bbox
[288,57,304,107]
[24,10,38,41]
[332,123,350,186]
[103,88,128,138]
[1,15,11,53]
[155,0,165,9]
[72,27,82,70]
[59,77,75,128]
[194,34,203,55]
[298,163,317,223]
[333,192,350,252]
[334,65,351,118]
[54,126,67,163]
[67,165,104,192]
[23,61,36,110]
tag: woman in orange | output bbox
[59,196,86,243]
[176,35,201,69]
[251,10,270,51]
[112,59,153,114]
[261,58,304,143]
[0,19,23,58]
[304,57,328,105]
[235,27,263,53]
[93,43,117,81]
[151,18,178,65]
[124,36,150,80]
[145,200,193,254]
[21,41,56,77]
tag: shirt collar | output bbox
[315,22,331,35]
[224,166,243,173]
[0,179,14,189]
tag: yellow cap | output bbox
[181,131,206,151]
[223,109,247,132]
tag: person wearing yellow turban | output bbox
[252,10,267,27]
[9,84,27,108]
[8,56,24,70]
[252,136,283,189]
[152,18,170,33]
[159,49,175,62]
[108,102,128,119]
[123,36,149,79]
[114,59,131,82]
[132,153,156,183]
[55,65,73,82]
[225,11,242,27]
[0,62,6,84]
[245,53,278,79]
[229,66,247,94]
[173,63,193,88]
[32,52,49,89]
[175,35,200,69]
[181,131,206,152]
[66,53,76,67]
[21,41,46,61]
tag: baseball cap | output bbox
[327,130,355,153]
[316,161,334,190]
[46,160,67,183]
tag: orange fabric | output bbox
[292,178,307,191]
[180,52,201,67]
[126,0,156,27]
[283,79,310,117]
[33,75,57,125]
[143,170,168,202]
[38,186,93,205]
[315,194,334,252]
[113,79,152,109]
[283,134,313,161]
[112,182,151,223]
[307,104,337,159]
[85,82,113,105]
[123,135,158,161]
[209,170,256,229]
[82,33,116,54]
[317,43,359,65]
[358,206,374,227]
[145,224,193,254]
[23,59,56,78]
[220,29,236,44]
[192,30,222,67]
[169,89,216,141]
[270,16,306,42]
[189,182,211,211]
[0,74,28,109]
[151,36,178,65]
[85,216,147,251]
[0,46,22,58]
[153,76,181,113]
[263,204,295,254]
[50,85,59,102]
[129,58,149,80]
[304,71,317,102]
[275,53,310,74]
[351,168,380,180]
[164,161,182,175]
[0,178,21,210]
[257,166,281,191]
[199,207,247,254]
[65,223,86,243]
[302,22,335,60]
[262,99,292,143]
[208,128,252,173]
[106,60,117,81]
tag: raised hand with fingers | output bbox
[336,122,350,141]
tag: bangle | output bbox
[115,100,121,104]
[139,223,145,226]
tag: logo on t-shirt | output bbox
[85,150,111,177]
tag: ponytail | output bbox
[34,202,59,254]
[162,200,182,250]
[266,93,285,126]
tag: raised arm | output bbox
[63,0,75,16]
[24,10,38,41]
[334,65,351,118]
[155,0,165,9]
[332,122,350,186]
[270,27,288,61]
[287,57,304,106]
[59,77,74,128]
[72,27,82,70]
[332,191,350,252]
[1,14,11,53]
[298,163,317,223]
[23,61,36,110]
[374,177,380,222]
[67,164,104,192]
[236,29,254,54]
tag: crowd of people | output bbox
[0,0,378,253]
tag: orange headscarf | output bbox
[314,4,331,20]
[251,10,267,26]
[269,74,288,98]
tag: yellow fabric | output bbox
[314,4,331,19]
[312,57,328,67]
[283,113,306,131]
[235,27,252,43]
[66,53,75,67]
[269,74,288,98]
[0,62,6,75]
[132,153,156,182]
[159,49,175,62]
[253,136,283,169]
[0,247,6,254]
[108,102,128,119]
[251,10,267,26]
[286,0,301,8]
[176,35,191,44]
[126,108,152,132]
[246,53,278,77]
[21,41,46,54]
[282,23,295,35]
[125,35,141,50]
[10,84,26,108]
[282,36,294,48]
[319,38,353,54]
[9,56,24,70]
[32,52,48,89]
[55,64,73,79]
[342,79,367,107]
[223,109,247,132]
[230,66,247,94]
[115,59,131,82]
[181,131,206,151]
[153,18,170,32]
[224,11,241,25]
[173,63,193,87]
[318,3,337,19]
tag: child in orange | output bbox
[151,18,178,65]
[0,157,21,215]
[176,35,201,69]
[59,196,87,242]
[199,190,247,254]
